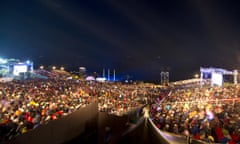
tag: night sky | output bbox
[1,0,240,82]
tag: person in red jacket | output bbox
[214,124,229,143]
[230,129,239,143]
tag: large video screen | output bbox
[211,72,223,86]
[13,65,27,76]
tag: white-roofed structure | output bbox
[200,67,238,87]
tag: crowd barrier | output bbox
[148,118,187,144]
[10,102,144,144]
[97,105,145,144]
[148,118,215,144]
[119,117,170,144]
[11,101,98,144]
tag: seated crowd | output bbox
[0,78,158,141]
[150,84,240,143]
[98,83,164,116]
[0,79,96,141]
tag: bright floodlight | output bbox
[26,60,30,64]
[194,74,199,78]
[52,66,56,70]
[40,65,44,70]
[60,66,64,71]
[79,67,86,70]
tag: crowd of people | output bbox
[98,82,164,116]
[150,83,240,143]
[4,72,240,144]
[0,79,97,141]
[0,77,161,142]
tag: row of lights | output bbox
[39,66,86,71]
[39,66,65,71]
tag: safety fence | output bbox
[11,101,98,144]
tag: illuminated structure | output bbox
[200,67,238,87]
[106,69,116,81]
[0,58,33,79]
[0,58,8,77]
[160,71,169,85]
[108,69,110,81]
[79,67,86,79]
